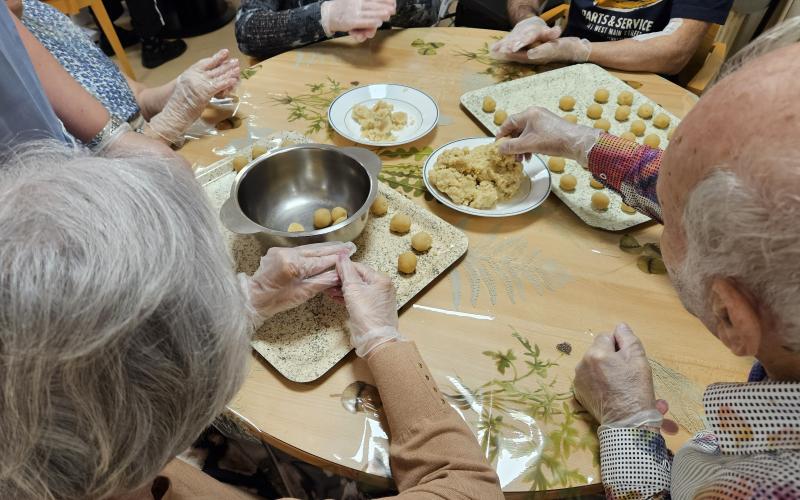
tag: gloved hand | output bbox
[350,27,379,43]
[490,17,562,61]
[320,0,395,37]
[525,37,592,64]
[243,242,356,322]
[495,106,601,167]
[573,323,663,431]
[336,256,403,358]
[144,49,240,145]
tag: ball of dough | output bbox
[591,192,610,211]
[559,95,576,111]
[390,212,411,234]
[482,96,497,113]
[313,208,332,229]
[333,216,347,225]
[594,119,611,132]
[411,231,433,252]
[644,134,661,148]
[397,252,418,274]
[653,113,671,129]
[559,174,577,192]
[331,206,348,221]
[251,144,267,158]
[637,104,654,119]
[667,128,675,140]
[493,110,508,126]
[548,157,566,173]
[586,104,603,120]
[630,120,646,137]
[590,179,604,189]
[594,88,610,104]
[617,91,634,106]
[563,114,578,124]
[371,195,388,216]
[615,105,631,122]
[287,222,305,232]
[620,203,637,214]
[232,154,249,172]
[620,131,637,142]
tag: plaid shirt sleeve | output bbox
[587,133,664,223]
[599,427,673,499]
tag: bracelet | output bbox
[85,114,125,152]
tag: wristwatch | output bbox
[85,114,126,151]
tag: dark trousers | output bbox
[99,0,165,38]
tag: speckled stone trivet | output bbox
[461,63,682,231]
[201,152,469,383]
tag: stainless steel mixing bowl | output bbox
[220,144,381,248]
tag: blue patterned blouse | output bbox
[21,0,140,123]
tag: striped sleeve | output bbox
[587,133,664,223]
[599,427,672,499]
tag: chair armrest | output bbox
[539,4,568,24]
[687,41,727,96]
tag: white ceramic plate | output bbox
[328,84,439,147]
[423,137,552,218]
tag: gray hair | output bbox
[674,169,800,351]
[0,142,252,499]
[715,16,800,84]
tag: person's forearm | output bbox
[235,0,327,59]
[507,0,543,25]
[12,13,109,143]
[598,427,672,498]
[132,77,176,121]
[367,341,503,499]
[588,133,663,222]
[588,20,709,75]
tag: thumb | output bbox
[612,322,639,349]
[301,269,341,295]
[497,136,529,156]
[336,256,362,288]
[543,25,562,41]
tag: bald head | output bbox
[655,34,800,358]
[659,42,800,243]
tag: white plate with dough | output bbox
[328,83,439,147]
[423,137,552,218]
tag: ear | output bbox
[709,278,762,357]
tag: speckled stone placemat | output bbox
[461,63,680,231]
[201,158,469,383]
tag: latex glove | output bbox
[350,27,379,42]
[490,17,561,60]
[320,0,395,37]
[145,49,240,145]
[525,37,591,64]
[573,323,663,431]
[336,256,403,358]
[244,242,356,321]
[495,106,601,167]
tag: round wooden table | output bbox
[181,27,752,497]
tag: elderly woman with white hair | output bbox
[493,20,800,499]
[0,143,503,499]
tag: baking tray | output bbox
[200,154,469,382]
[461,63,679,231]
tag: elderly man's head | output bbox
[0,143,251,498]
[657,24,800,373]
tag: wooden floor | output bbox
[114,15,247,87]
